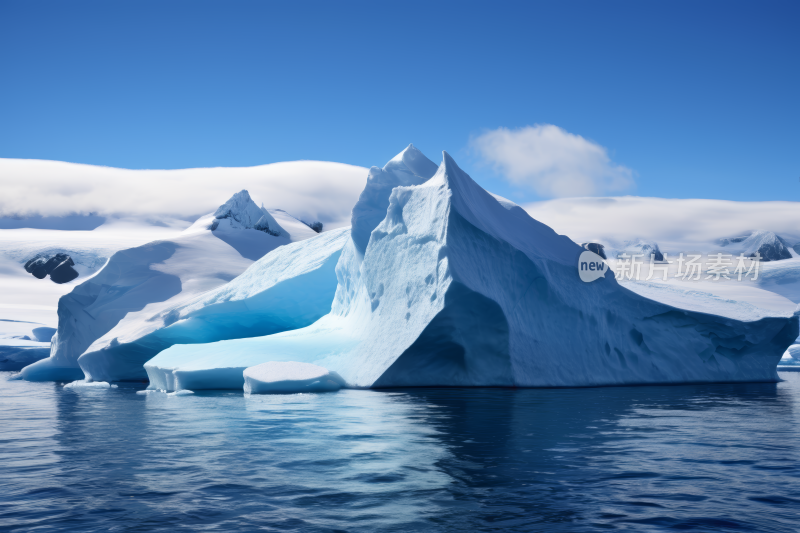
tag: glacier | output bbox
[19,191,323,382]
[145,147,798,390]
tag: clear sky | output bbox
[1,0,797,203]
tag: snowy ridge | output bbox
[146,149,798,390]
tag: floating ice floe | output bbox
[244,361,345,394]
[135,389,193,396]
[63,380,117,389]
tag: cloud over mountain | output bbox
[0,159,368,229]
[471,124,635,198]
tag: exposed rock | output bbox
[24,257,48,279]
[254,214,282,236]
[580,242,606,259]
[303,221,323,233]
[42,253,71,274]
[23,253,79,283]
[617,240,663,261]
[50,258,79,284]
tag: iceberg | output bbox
[0,340,52,371]
[81,226,349,383]
[0,322,55,371]
[243,361,345,394]
[20,191,320,382]
[146,147,799,389]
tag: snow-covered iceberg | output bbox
[0,322,55,371]
[146,148,798,390]
[19,191,320,382]
[243,361,345,394]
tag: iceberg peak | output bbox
[385,144,439,181]
[350,145,438,256]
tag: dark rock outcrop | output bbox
[23,253,79,284]
[24,257,48,279]
[50,258,79,283]
[303,221,323,233]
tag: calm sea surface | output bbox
[1,372,799,532]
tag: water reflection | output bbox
[1,373,799,532]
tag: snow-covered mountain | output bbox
[145,148,797,390]
[0,158,367,230]
[19,191,321,381]
[526,197,800,330]
[718,231,793,262]
[0,158,363,371]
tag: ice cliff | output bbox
[146,148,798,390]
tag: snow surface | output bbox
[243,361,345,394]
[145,148,798,389]
[20,191,323,382]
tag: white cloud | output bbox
[471,124,635,198]
[0,158,369,229]
[524,196,800,250]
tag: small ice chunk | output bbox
[136,389,163,395]
[243,361,345,394]
[64,380,117,389]
[167,390,194,396]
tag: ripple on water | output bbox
[1,372,799,532]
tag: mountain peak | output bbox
[212,190,285,235]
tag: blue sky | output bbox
[1,0,797,203]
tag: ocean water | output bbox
[1,373,799,532]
